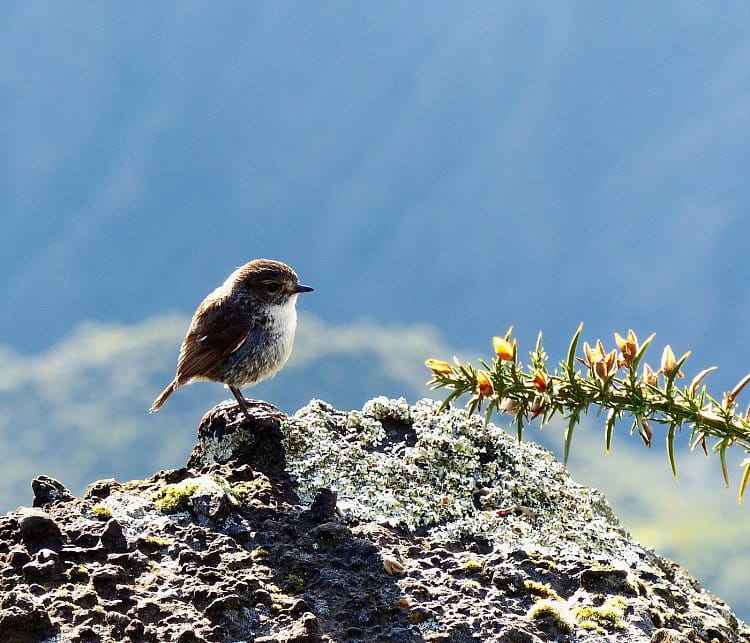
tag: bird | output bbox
[149,259,313,421]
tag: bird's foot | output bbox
[226,399,286,426]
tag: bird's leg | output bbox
[229,386,253,422]
[227,386,284,424]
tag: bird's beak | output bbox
[295,284,314,293]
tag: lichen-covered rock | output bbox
[31,475,74,507]
[284,398,626,544]
[0,397,747,642]
[15,507,65,553]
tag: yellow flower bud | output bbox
[493,336,515,361]
[424,359,453,375]
[476,371,494,397]
[660,345,684,377]
[532,370,547,392]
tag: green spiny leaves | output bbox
[426,325,750,503]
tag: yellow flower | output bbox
[582,340,603,367]
[614,329,638,367]
[596,350,618,380]
[581,340,618,380]
[476,371,494,397]
[493,336,515,361]
[424,359,453,375]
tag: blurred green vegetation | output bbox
[0,313,452,512]
[0,314,747,620]
[562,422,750,620]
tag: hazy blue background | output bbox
[2,1,750,620]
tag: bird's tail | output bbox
[149,380,177,413]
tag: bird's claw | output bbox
[225,399,286,427]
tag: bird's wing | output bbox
[174,297,253,384]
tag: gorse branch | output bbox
[425,325,750,504]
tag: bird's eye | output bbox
[265,283,281,294]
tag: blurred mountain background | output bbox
[1,0,750,620]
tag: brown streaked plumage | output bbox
[150,259,313,419]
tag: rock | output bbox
[497,627,544,643]
[188,400,287,474]
[68,624,99,642]
[1,589,37,612]
[0,589,59,642]
[67,523,102,549]
[7,547,31,568]
[0,397,747,642]
[84,478,122,500]
[174,628,208,642]
[190,486,236,524]
[22,548,63,583]
[90,564,128,596]
[204,594,242,620]
[284,612,323,643]
[105,610,131,638]
[131,598,163,623]
[100,518,128,553]
[302,487,338,524]
[252,589,274,606]
[0,608,59,642]
[650,629,701,643]
[31,475,74,507]
[16,507,64,553]
[107,550,148,574]
[72,590,98,610]
[580,566,635,594]
[123,618,145,640]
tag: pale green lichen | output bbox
[524,579,561,601]
[231,477,271,499]
[152,474,239,513]
[362,396,412,422]
[282,398,632,560]
[462,558,483,574]
[529,553,559,573]
[251,548,271,559]
[152,480,201,513]
[345,410,386,444]
[573,596,626,633]
[91,504,112,520]
[527,599,574,633]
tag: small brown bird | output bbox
[149,259,313,420]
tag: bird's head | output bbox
[235,259,313,306]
